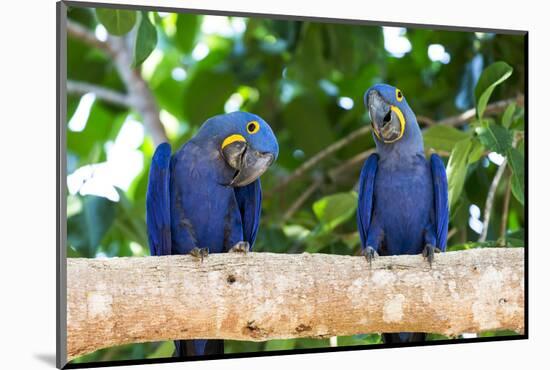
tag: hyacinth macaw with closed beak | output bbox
[146,111,279,357]
[357,84,449,343]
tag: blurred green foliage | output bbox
[66,5,525,364]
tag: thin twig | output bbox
[447,227,458,241]
[271,126,372,193]
[282,179,323,222]
[439,95,524,127]
[416,115,436,126]
[67,80,132,107]
[479,159,508,242]
[281,148,377,221]
[328,149,375,181]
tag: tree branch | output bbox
[66,20,168,146]
[67,248,524,360]
[67,80,132,107]
[281,149,375,222]
[420,95,524,127]
[66,20,114,55]
[273,95,525,195]
[282,178,323,222]
[328,149,375,182]
[271,126,372,194]
[479,159,508,242]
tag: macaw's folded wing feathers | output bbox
[357,154,379,249]
[145,112,278,357]
[146,142,172,256]
[234,179,262,247]
[431,153,449,251]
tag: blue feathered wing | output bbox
[430,154,449,251]
[356,154,379,249]
[146,143,172,256]
[234,179,262,248]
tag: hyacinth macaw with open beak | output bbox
[146,111,279,357]
[356,84,449,343]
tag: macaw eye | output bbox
[246,121,260,134]
[396,89,404,102]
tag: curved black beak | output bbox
[367,90,403,143]
[222,141,274,187]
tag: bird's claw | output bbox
[422,244,441,267]
[363,246,379,268]
[190,247,209,262]
[229,241,250,253]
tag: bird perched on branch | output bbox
[356,84,449,343]
[146,111,279,357]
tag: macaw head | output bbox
[193,111,279,187]
[364,83,423,152]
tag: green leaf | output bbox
[337,334,382,346]
[501,103,516,128]
[67,103,125,168]
[312,192,358,231]
[292,338,330,349]
[286,23,329,85]
[447,240,503,251]
[146,342,174,359]
[479,330,520,337]
[264,339,297,351]
[182,69,235,126]
[282,224,311,240]
[132,12,157,67]
[282,95,336,156]
[510,108,525,131]
[507,147,524,205]
[426,333,451,341]
[423,125,470,152]
[96,8,137,36]
[507,229,525,247]
[446,139,472,210]
[475,124,513,155]
[304,230,339,253]
[67,195,116,257]
[450,194,470,225]
[517,139,525,156]
[114,189,148,248]
[475,61,513,119]
[468,138,486,164]
[175,14,200,54]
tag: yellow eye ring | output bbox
[246,120,260,134]
[396,89,404,102]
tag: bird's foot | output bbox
[190,247,209,262]
[362,246,379,268]
[422,244,441,267]
[229,241,250,253]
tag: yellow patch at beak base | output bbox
[221,134,246,149]
[385,105,406,143]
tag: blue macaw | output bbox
[356,84,449,343]
[146,111,279,357]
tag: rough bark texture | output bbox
[67,248,524,360]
